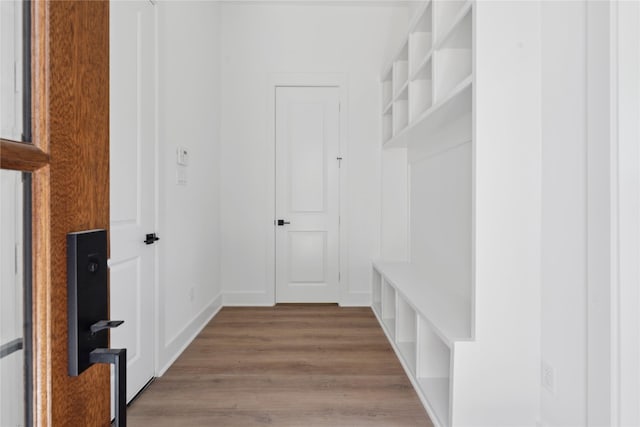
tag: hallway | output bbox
[127,305,432,426]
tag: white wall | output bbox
[615,2,640,424]
[0,0,23,141]
[540,2,587,425]
[156,1,223,373]
[219,3,408,305]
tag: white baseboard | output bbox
[157,293,223,376]
[340,291,371,307]
[223,290,274,306]
[224,290,371,307]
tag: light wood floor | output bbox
[128,305,433,426]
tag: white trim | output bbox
[612,1,640,424]
[266,73,349,306]
[338,291,370,307]
[586,2,614,424]
[220,1,411,6]
[152,0,162,379]
[583,2,640,424]
[157,294,223,376]
[223,290,273,306]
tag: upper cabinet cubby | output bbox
[382,69,393,112]
[433,0,469,43]
[409,2,433,77]
[380,0,472,149]
[434,5,471,103]
[392,44,409,97]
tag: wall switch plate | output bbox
[176,166,187,185]
[541,361,555,393]
[176,146,189,166]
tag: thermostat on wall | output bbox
[176,146,189,166]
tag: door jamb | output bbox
[266,73,348,305]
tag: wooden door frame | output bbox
[1,1,111,425]
[265,73,348,306]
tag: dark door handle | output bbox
[144,233,160,245]
[90,348,127,427]
[277,219,291,226]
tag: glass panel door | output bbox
[0,170,29,427]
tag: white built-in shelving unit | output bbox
[381,0,471,148]
[375,1,542,426]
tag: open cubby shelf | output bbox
[419,378,450,427]
[387,74,470,148]
[372,263,456,427]
[380,0,472,150]
[374,262,471,346]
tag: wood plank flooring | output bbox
[127,305,433,426]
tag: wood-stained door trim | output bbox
[0,139,49,171]
[31,1,111,426]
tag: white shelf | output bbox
[372,301,382,316]
[392,99,409,137]
[385,75,471,149]
[393,60,409,96]
[410,80,432,124]
[410,33,432,76]
[382,79,393,110]
[434,0,472,50]
[434,7,471,103]
[418,378,450,427]
[373,261,471,345]
[382,113,392,144]
[383,318,396,341]
[397,341,416,374]
[393,81,409,102]
[410,50,434,82]
[382,100,393,115]
[407,0,433,34]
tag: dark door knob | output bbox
[277,219,291,226]
[144,233,160,244]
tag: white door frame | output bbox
[266,73,348,306]
[609,1,640,424]
[586,1,640,424]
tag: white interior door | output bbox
[109,0,155,403]
[275,86,341,303]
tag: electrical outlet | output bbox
[541,361,555,393]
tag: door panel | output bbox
[289,231,327,282]
[45,2,112,424]
[275,87,340,303]
[109,0,155,403]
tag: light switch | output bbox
[176,146,189,166]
